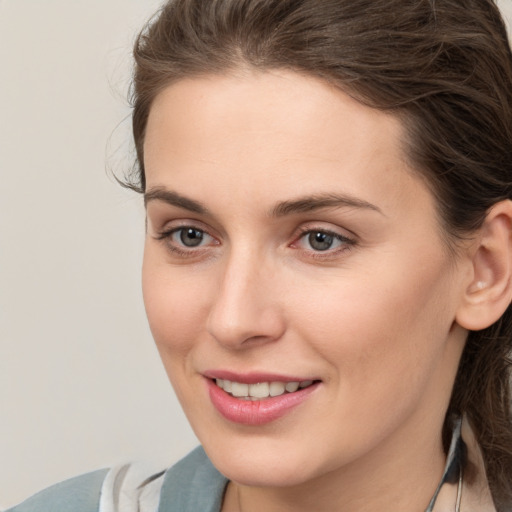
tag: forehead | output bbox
[143,70,432,222]
[145,69,404,162]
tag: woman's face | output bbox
[142,70,469,488]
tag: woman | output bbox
[8,0,512,511]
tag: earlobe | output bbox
[456,200,512,331]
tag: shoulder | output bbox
[5,447,228,512]
[6,468,109,512]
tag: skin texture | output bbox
[141,70,473,512]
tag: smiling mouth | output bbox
[214,378,317,400]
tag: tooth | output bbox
[216,379,224,388]
[285,381,300,392]
[223,380,232,393]
[269,381,286,397]
[249,382,270,398]
[231,382,249,397]
[299,380,313,388]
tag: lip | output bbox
[203,369,315,384]
[205,375,320,426]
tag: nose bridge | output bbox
[206,244,284,348]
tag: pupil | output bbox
[309,232,333,251]
[180,228,203,247]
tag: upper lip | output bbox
[202,369,319,384]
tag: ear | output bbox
[456,200,512,331]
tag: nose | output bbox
[206,250,286,349]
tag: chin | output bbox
[214,455,315,487]
[198,432,333,488]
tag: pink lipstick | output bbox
[204,372,320,425]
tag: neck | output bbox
[223,416,447,512]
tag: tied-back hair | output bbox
[128,0,512,508]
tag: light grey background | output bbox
[1,0,511,508]
[0,1,198,508]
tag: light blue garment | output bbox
[6,469,109,512]
[6,447,227,512]
[158,446,228,512]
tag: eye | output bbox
[173,227,208,247]
[306,231,338,251]
[155,225,217,254]
[293,228,355,254]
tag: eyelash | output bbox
[155,225,356,259]
[292,227,356,259]
[156,225,217,257]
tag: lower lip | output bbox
[206,379,320,425]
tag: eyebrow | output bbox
[144,187,208,214]
[144,187,383,217]
[271,193,383,217]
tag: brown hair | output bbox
[129,0,512,508]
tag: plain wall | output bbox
[0,1,199,508]
[1,0,512,509]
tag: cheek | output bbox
[293,252,458,408]
[142,249,208,358]
[142,251,213,415]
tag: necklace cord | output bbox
[455,465,463,512]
